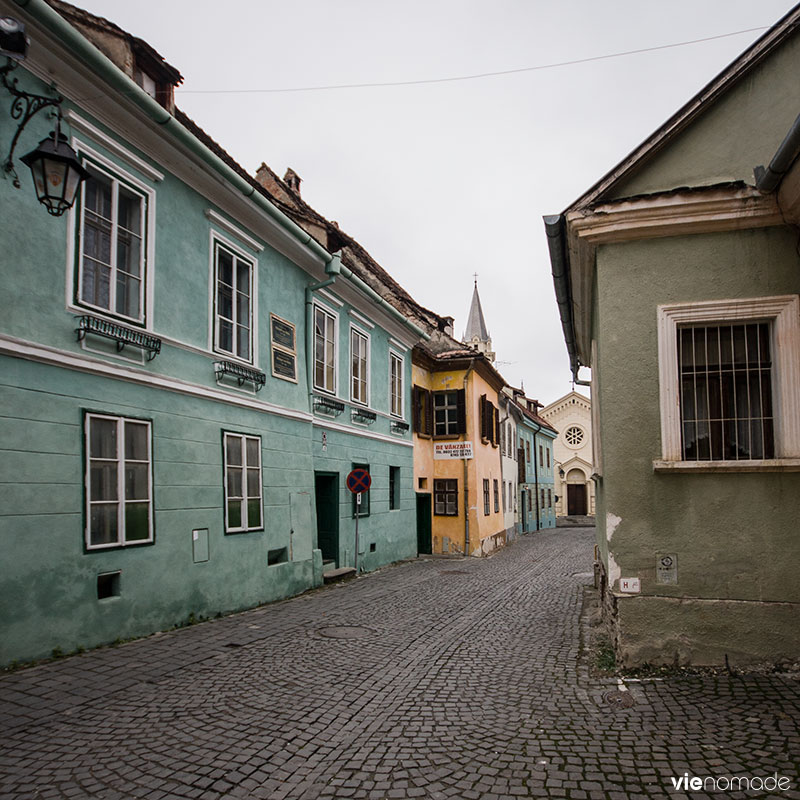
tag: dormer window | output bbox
[135,69,157,99]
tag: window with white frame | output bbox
[390,351,404,418]
[78,163,147,323]
[314,304,337,394]
[214,241,253,362]
[85,413,153,549]
[223,432,263,532]
[350,327,369,405]
[657,295,800,467]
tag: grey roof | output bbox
[463,282,490,342]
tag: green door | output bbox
[416,493,432,554]
[314,472,339,567]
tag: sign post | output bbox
[346,468,371,573]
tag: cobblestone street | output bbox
[1,528,798,800]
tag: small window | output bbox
[483,479,490,516]
[389,466,400,510]
[548,489,552,509]
[433,390,465,437]
[77,162,148,324]
[434,479,458,516]
[214,241,254,363]
[546,447,551,469]
[314,305,337,394]
[352,463,370,518]
[223,432,263,532]
[351,327,370,405]
[493,479,499,513]
[85,413,153,550]
[541,489,545,514]
[502,480,507,513]
[539,444,544,467]
[267,547,288,565]
[525,441,531,463]
[97,571,121,599]
[390,352,404,418]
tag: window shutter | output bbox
[456,389,467,434]
[479,394,487,439]
[494,407,500,446]
[412,385,422,433]
[518,449,525,483]
[424,389,432,436]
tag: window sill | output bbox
[653,458,800,474]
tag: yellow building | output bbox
[412,335,507,556]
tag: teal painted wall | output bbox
[0,65,417,665]
[517,422,557,531]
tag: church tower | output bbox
[462,278,495,363]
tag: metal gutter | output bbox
[755,111,800,192]
[544,214,590,385]
[13,0,431,344]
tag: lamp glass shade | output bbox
[20,131,91,216]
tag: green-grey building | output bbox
[545,7,800,667]
[0,0,429,665]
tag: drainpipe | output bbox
[462,360,475,557]
[305,254,342,412]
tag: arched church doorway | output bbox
[566,468,587,516]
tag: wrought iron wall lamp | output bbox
[1,17,89,216]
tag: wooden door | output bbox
[567,484,587,515]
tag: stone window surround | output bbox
[655,294,800,473]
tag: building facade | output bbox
[412,335,508,556]
[545,7,800,666]
[0,0,422,665]
[512,393,558,532]
[540,391,595,517]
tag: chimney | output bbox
[283,168,301,195]
[438,316,454,336]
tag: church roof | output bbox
[463,281,490,342]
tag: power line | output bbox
[178,26,768,96]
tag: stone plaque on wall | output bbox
[656,553,678,584]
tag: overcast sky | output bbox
[73,0,795,404]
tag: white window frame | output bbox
[68,139,156,328]
[656,295,800,471]
[313,303,338,395]
[223,432,263,533]
[75,160,149,325]
[349,324,370,406]
[84,413,153,550]
[212,237,256,365]
[389,350,404,419]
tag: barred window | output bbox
[679,323,773,461]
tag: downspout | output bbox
[543,214,591,387]
[755,111,800,193]
[306,254,342,412]
[462,360,475,557]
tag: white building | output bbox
[540,391,595,517]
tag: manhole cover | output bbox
[317,625,373,640]
[602,690,635,709]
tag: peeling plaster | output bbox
[606,512,622,587]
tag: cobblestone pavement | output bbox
[1,529,799,800]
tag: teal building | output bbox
[513,394,558,532]
[0,0,425,665]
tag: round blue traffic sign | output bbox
[346,468,371,494]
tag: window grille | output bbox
[678,323,774,460]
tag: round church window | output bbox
[565,426,584,447]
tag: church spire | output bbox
[462,276,495,362]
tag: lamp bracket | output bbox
[1,58,62,188]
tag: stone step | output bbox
[323,567,357,584]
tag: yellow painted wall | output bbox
[412,361,505,556]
